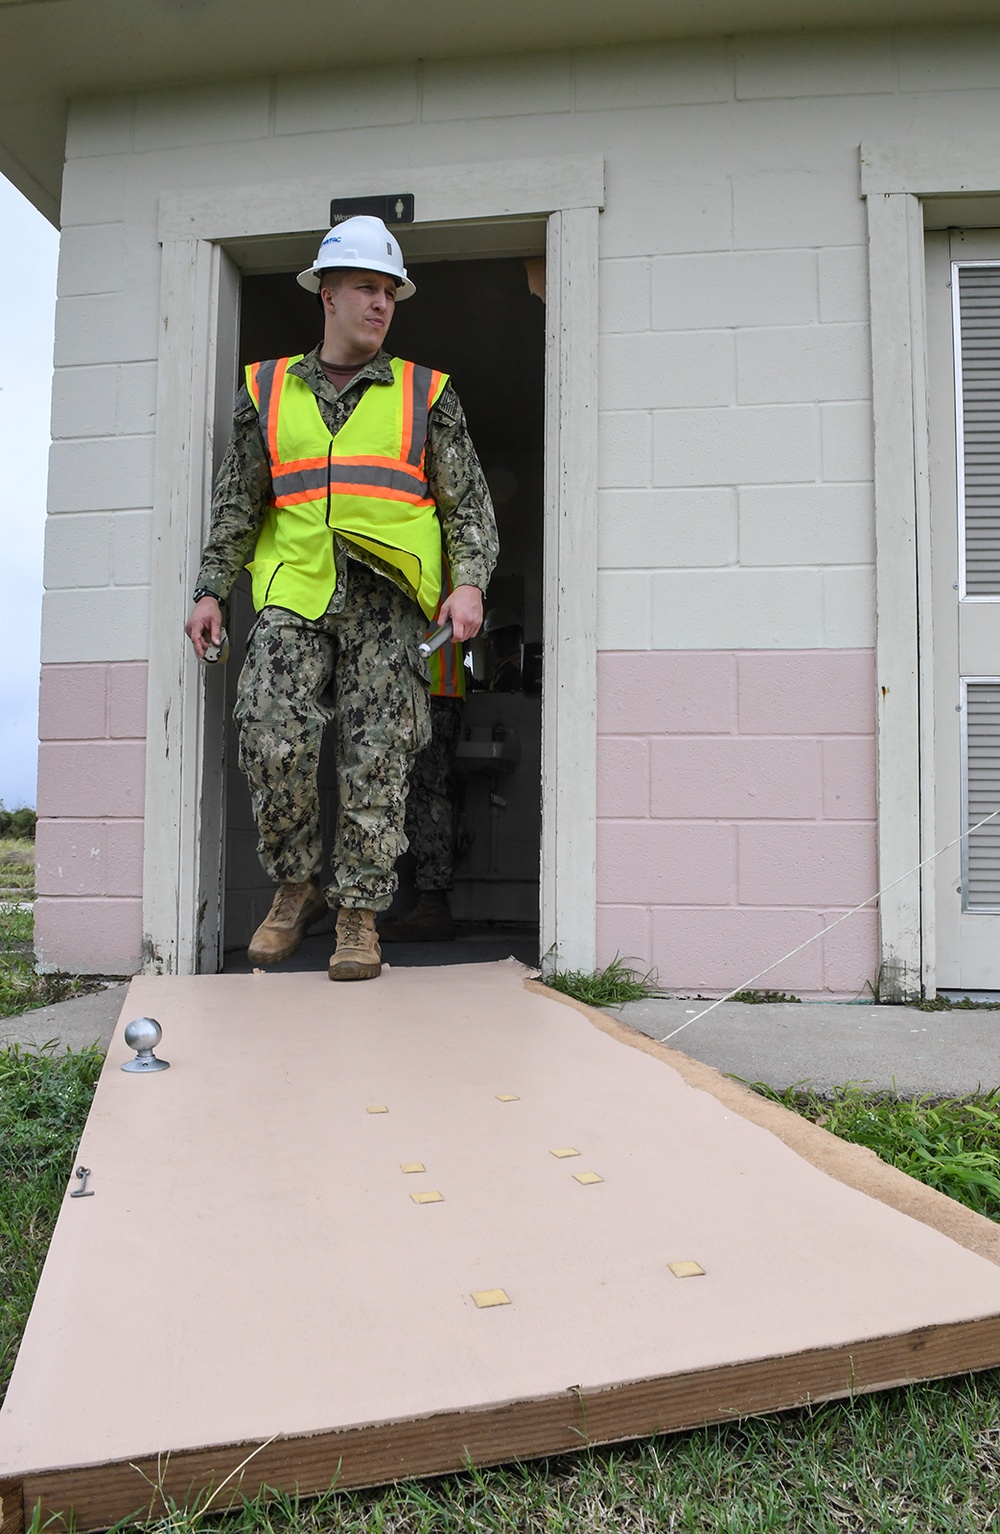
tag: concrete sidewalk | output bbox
[2,978,999,1097]
[0,985,130,1055]
[614,996,1000,1097]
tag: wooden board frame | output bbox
[5,1316,1000,1534]
[3,979,1000,1533]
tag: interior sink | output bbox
[455,726,521,775]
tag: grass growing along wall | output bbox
[0,896,119,1021]
[544,957,660,1008]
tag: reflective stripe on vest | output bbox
[245,355,448,620]
[427,638,464,698]
[426,555,466,699]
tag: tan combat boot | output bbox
[247,878,327,965]
[379,891,455,943]
[328,907,382,981]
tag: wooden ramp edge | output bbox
[4,1314,1000,1534]
[4,973,1000,1533]
[538,982,1000,1269]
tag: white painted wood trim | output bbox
[540,206,599,974]
[145,155,603,974]
[862,139,1000,198]
[158,155,606,243]
[867,192,924,1000]
[862,135,1000,998]
[143,239,237,974]
[199,247,241,971]
[143,237,212,971]
[908,196,938,1000]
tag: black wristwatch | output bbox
[192,587,222,605]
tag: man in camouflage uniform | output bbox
[185,216,497,980]
[380,692,464,944]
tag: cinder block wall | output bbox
[35,664,146,972]
[36,23,1000,986]
[36,126,158,971]
[596,652,877,993]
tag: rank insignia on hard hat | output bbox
[297,215,416,301]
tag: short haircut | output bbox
[315,267,349,308]
[317,267,350,294]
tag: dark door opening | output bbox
[221,254,545,970]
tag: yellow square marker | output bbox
[550,1146,580,1158]
[366,1105,388,1114]
[495,1093,520,1102]
[573,1171,604,1185]
[668,1260,705,1278]
[411,1190,444,1204]
[401,1162,426,1174]
[472,1289,511,1308]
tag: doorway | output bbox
[220,253,546,968]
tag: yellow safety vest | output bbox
[245,354,449,620]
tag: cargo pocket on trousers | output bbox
[405,646,433,756]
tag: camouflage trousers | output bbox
[234,563,431,912]
[405,696,463,891]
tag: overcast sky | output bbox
[0,175,58,810]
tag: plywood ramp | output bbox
[3,961,1000,1532]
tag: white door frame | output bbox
[143,154,604,975]
[862,136,1000,999]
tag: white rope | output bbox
[657,806,1000,1045]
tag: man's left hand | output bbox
[437,584,483,642]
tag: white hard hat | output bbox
[297,215,416,300]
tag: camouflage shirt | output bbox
[194,345,499,609]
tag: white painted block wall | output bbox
[37,22,1000,980]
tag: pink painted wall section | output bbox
[596,650,878,998]
[34,662,147,975]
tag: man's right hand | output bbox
[185,595,223,660]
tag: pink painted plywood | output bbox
[3,963,999,1522]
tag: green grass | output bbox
[729,989,801,1005]
[751,1083,1000,1220]
[9,1057,1000,1532]
[545,956,660,1007]
[0,1042,104,1405]
[0,835,34,896]
[917,994,1000,1012]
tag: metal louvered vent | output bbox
[963,681,1000,911]
[957,265,1000,596]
